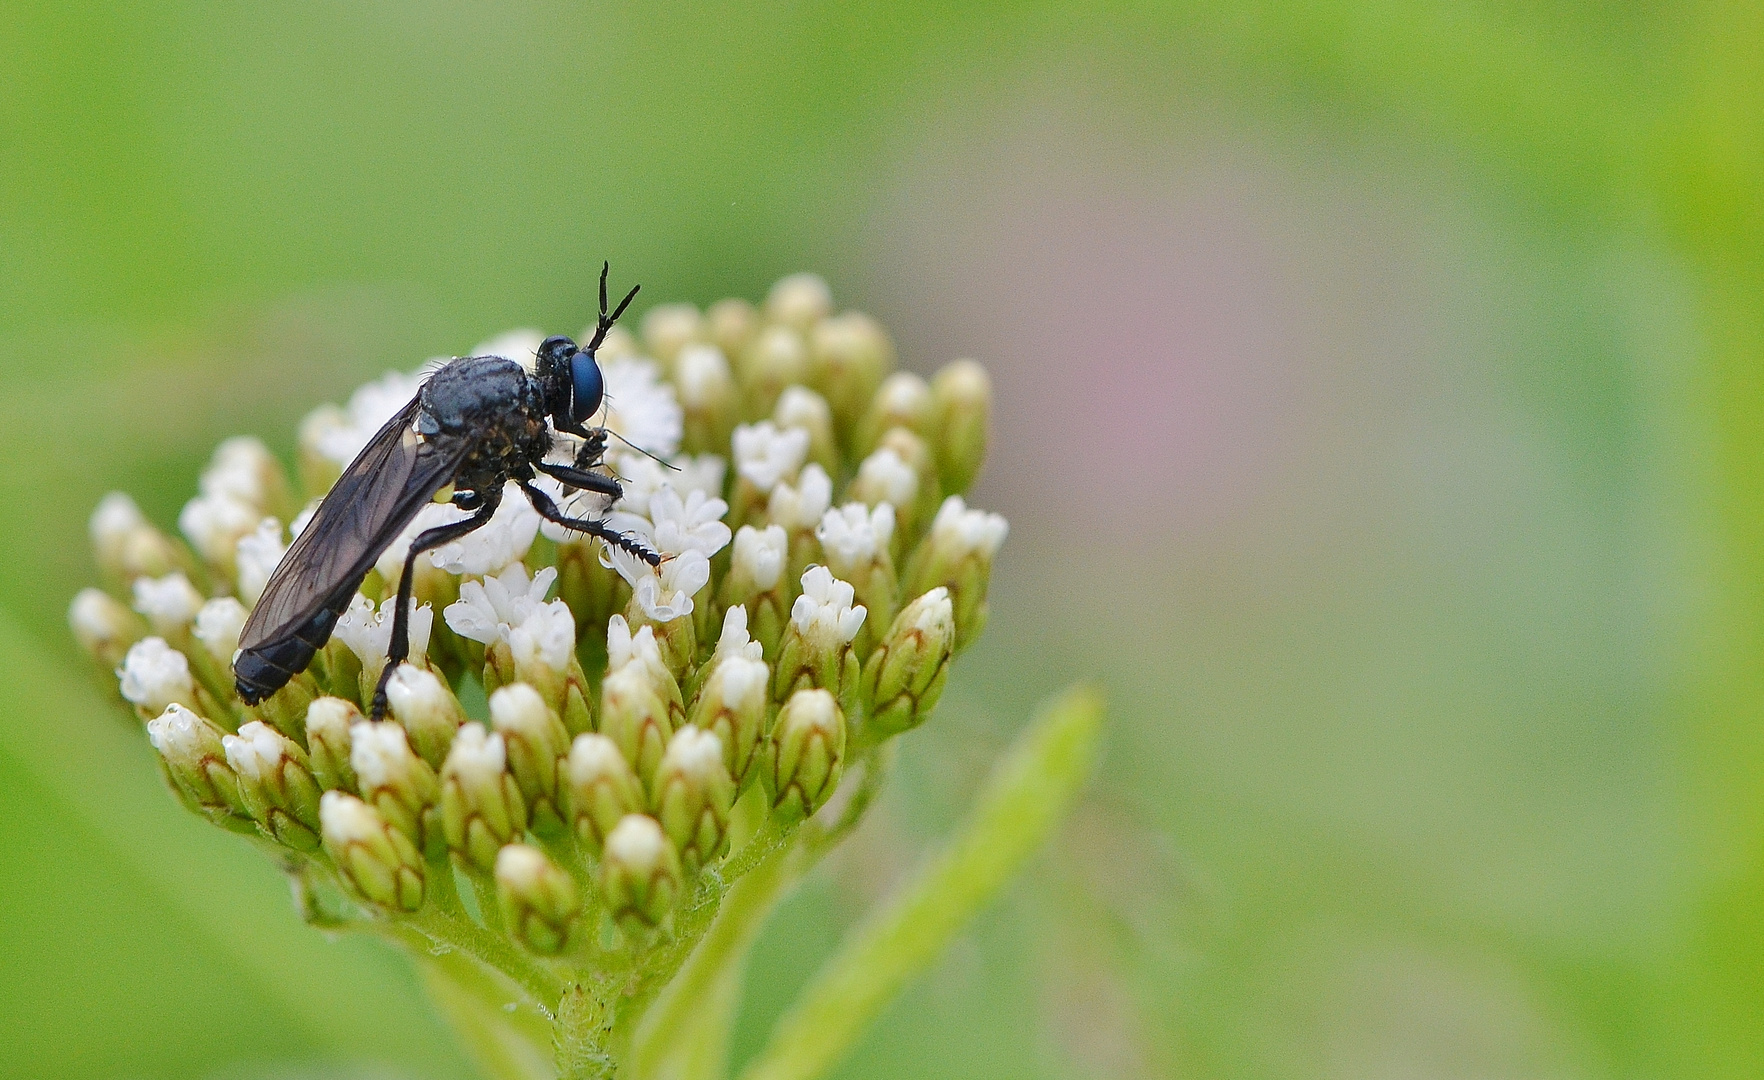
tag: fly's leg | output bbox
[535,459,623,500]
[520,481,662,566]
[369,488,501,719]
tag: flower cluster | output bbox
[71,272,1003,1073]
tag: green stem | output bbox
[417,948,555,1080]
[408,906,567,1006]
[737,685,1103,1080]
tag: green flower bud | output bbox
[861,587,955,740]
[640,302,704,371]
[441,723,527,875]
[930,359,991,495]
[599,814,683,930]
[653,726,736,873]
[304,696,362,793]
[223,720,324,851]
[763,688,846,823]
[566,732,645,855]
[738,325,809,417]
[675,343,740,457]
[707,297,759,357]
[386,665,465,769]
[764,272,833,332]
[854,428,941,547]
[858,372,933,454]
[599,664,674,794]
[70,587,146,670]
[146,704,247,818]
[607,616,686,729]
[320,791,426,913]
[773,385,839,478]
[809,311,893,441]
[773,566,866,705]
[688,609,771,790]
[903,496,1009,652]
[349,720,441,851]
[496,843,581,955]
[489,682,571,834]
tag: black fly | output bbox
[234,264,662,719]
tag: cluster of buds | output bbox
[71,273,1005,1060]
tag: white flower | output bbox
[443,563,558,645]
[473,328,545,371]
[606,451,673,516]
[90,492,147,560]
[671,454,727,501]
[601,357,683,458]
[222,720,290,784]
[146,703,211,760]
[131,572,205,635]
[509,599,576,673]
[674,344,734,408]
[234,517,288,605]
[200,436,279,510]
[874,371,932,420]
[607,614,672,684]
[302,369,427,470]
[929,495,1009,559]
[635,550,711,622]
[335,593,433,669]
[447,723,507,785]
[853,447,918,510]
[730,524,787,592]
[117,637,196,712]
[815,502,895,577]
[647,488,731,558]
[349,720,421,791]
[429,483,540,576]
[69,588,133,653]
[178,493,261,565]
[194,597,249,662]
[714,605,763,663]
[374,501,470,580]
[767,464,833,532]
[732,421,809,492]
[789,566,866,651]
[774,385,831,437]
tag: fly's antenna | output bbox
[587,261,640,354]
[602,423,681,471]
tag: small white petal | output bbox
[714,605,764,662]
[930,495,1009,559]
[117,637,196,712]
[602,357,683,459]
[131,572,206,634]
[730,524,787,592]
[178,493,260,565]
[233,517,288,606]
[732,421,809,493]
[193,597,249,662]
[767,464,833,532]
[509,599,576,673]
[854,447,917,510]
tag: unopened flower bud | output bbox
[765,272,833,331]
[773,385,838,478]
[815,502,898,654]
[118,637,197,715]
[764,689,845,822]
[496,843,581,955]
[232,517,288,606]
[641,302,703,370]
[321,791,426,912]
[905,496,1008,651]
[738,325,809,416]
[509,601,584,727]
[131,572,205,637]
[607,616,685,727]
[653,726,735,873]
[930,359,991,494]
[350,720,441,850]
[441,724,527,874]
[767,463,833,584]
[600,814,682,930]
[675,343,740,455]
[70,588,145,669]
[774,566,865,703]
[223,720,323,851]
[147,704,246,817]
[192,597,248,664]
[689,618,770,789]
[809,311,893,438]
[859,372,933,453]
[731,420,809,525]
[305,697,361,792]
[178,492,261,576]
[489,682,571,833]
[201,436,290,517]
[386,665,465,769]
[566,733,645,855]
[848,445,919,524]
[720,525,788,657]
[861,587,955,740]
[707,297,759,356]
[599,664,673,793]
[90,492,180,582]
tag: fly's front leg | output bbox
[369,489,501,719]
[536,459,623,500]
[520,481,661,566]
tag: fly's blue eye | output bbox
[569,350,604,425]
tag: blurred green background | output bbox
[6,2,1764,1078]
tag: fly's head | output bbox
[536,334,605,433]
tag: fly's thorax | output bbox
[417,356,552,474]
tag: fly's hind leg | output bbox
[369,487,501,720]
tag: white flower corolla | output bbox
[349,720,426,795]
[928,495,1009,560]
[815,502,895,578]
[730,524,787,592]
[447,723,508,786]
[633,550,710,622]
[430,483,541,576]
[146,703,211,761]
[607,614,671,684]
[766,464,833,532]
[789,566,866,651]
[199,436,280,510]
[222,720,292,784]
[90,492,147,561]
[674,344,734,408]
[335,593,433,669]
[671,454,727,501]
[473,328,545,371]
[714,605,764,663]
[70,588,135,656]
[178,492,261,566]
[118,636,196,712]
[191,597,248,663]
[444,564,558,645]
[646,488,731,558]
[732,421,809,493]
[774,385,833,441]
[509,599,576,673]
[131,572,205,635]
[372,501,469,579]
[302,369,427,470]
[765,272,833,328]
[601,357,683,459]
[853,446,918,510]
[233,517,288,606]
[606,451,672,516]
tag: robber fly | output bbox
[234,264,661,719]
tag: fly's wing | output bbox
[238,397,467,652]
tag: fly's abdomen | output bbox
[234,600,348,704]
